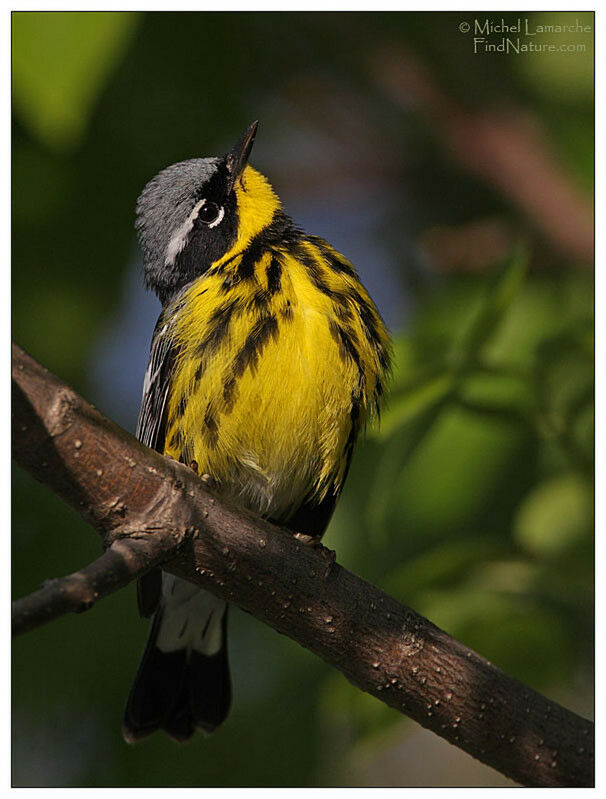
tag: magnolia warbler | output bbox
[123,122,391,742]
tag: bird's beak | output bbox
[225,120,258,193]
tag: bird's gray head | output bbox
[135,122,258,305]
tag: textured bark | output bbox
[12,342,594,787]
[12,533,186,636]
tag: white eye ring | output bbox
[206,203,225,228]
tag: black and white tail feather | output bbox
[123,575,231,742]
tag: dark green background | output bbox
[12,11,593,787]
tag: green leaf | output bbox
[456,367,537,428]
[383,537,504,599]
[535,327,594,423]
[484,272,593,370]
[514,473,593,557]
[374,372,454,441]
[383,405,527,537]
[12,12,140,150]
[452,244,529,368]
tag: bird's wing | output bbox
[136,311,178,452]
[136,310,179,617]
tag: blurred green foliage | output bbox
[12,12,140,151]
[12,10,593,788]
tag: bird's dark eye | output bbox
[198,201,223,226]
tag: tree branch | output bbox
[12,532,187,636]
[12,342,593,787]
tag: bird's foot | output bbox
[293,532,322,547]
[199,472,219,491]
[293,533,337,579]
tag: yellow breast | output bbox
[162,239,388,524]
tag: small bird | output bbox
[123,122,391,742]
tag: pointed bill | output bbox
[225,120,258,192]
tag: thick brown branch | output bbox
[12,342,593,787]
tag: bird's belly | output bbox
[165,304,358,522]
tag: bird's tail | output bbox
[123,575,231,743]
